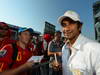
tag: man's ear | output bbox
[79,24,82,31]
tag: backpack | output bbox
[9,43,18,68]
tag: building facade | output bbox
[93,1,100,42]
[44,21,56,35]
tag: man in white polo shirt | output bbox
[58,10,100,75]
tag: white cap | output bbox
[58,10,81,24]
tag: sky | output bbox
[0,0,99,40]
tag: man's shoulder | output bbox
[81,34,99,48]
[83,41,100,49]
[79,34,93,42]
[49,40,55,45]
[82,38,100,56]
[78,34,96,47]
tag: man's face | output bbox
[61,20,82,40]
[55,33,61,41]
[19,30,31,44]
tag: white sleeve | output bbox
[90,43,100,75]
[83,42,100,75]
[95,57,100,75]
[94,48,100,75]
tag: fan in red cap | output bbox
[43,34,52,43]
[0,22,16,49]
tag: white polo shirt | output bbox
[62,34,100,75]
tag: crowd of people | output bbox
[0,10,100,75]
[0,21,65,75]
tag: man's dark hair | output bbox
[61,17,83,26]
[55,30,62,35]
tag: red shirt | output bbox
[0,43,33,74]
[0,37,16,49]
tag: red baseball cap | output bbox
[0,22,9,28]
